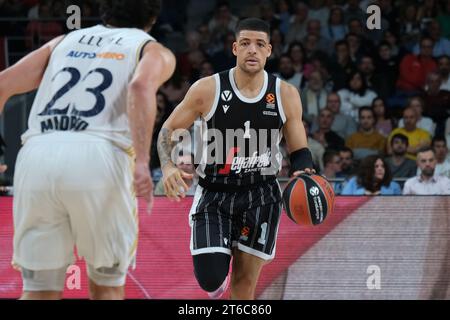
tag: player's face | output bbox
[233,30,272,74]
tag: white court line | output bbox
[127,271,152,299]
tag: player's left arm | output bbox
[280,81,315,177]
[0,35,64,114]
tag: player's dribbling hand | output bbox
[0,164,6,173]
[134,162,154,214]
[162,164,194,202]
[292,168,316,177]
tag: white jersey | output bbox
[22,24,154,152]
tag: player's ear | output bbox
[267,43,272,58]
[232,42,238,57]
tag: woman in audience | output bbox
[341,155,402,195]
[372,97,396,137]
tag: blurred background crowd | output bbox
[1,0,450,195]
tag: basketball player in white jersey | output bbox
[0,0,175,299]
[158,18,314,299]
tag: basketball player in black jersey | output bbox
[158,18,314,300]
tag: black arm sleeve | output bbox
[289,148,313,176]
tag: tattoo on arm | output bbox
[157,127,175,169]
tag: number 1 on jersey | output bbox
[244,121,251,139]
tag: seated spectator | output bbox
[412,20,450,58]
[208,1,239,47]
[329,40,356,91]
[373,97,396,137]
[322,150,345,194]
[396,37,437,93]
[322,6,347,43]
[266,28,285,73]
[312,92,357,139]
[399,96,436,136]
[422,71,450,136]
[274,54,304,92]
[287,41,314,77]
[339,146,357,178]
[199,60,215,79]
[160,66,191,106]
[341,155,402,195]
[403,147,450,195]
[285,2,309,44]
[438,55,450,91]
[301,70,328,122]
[385,133,417,186]
[346,107,386,160]
[210,31,236,73]
[374,41,399,99]
[399,3,421,51]
[303,19,331,55]
[338,71,377,121]
[431,136,450,178]
[154,152,198,196]
[312,108,345,151]
[388,107,431,160]
[303,119,325,172]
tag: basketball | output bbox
[282,174,335,226]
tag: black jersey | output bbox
[195,68,286,192]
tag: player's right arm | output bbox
[127,42,176,210]
[0,36,64,114]
[157,76,216,201]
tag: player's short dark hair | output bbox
[100,0,161,30]
[235,18,271,39]
[391,133,409,147]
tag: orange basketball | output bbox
[282,174,335,226]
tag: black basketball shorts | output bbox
[189,180,283,261]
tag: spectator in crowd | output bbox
[399,96,436,136]
[310,53,334,92]
[346,107,386,160]
[160,66,191,106]
[417,0,440,28]
[322,5,347,43]
[210,31,236,74]
[312,108,345,151]
[275,0,292,36]
[431,136,450,178]
[385,133,418,185]
[438,55,450,91]
[303,119,325,172]
[259,2,280,31]
[383,30,403,60]
[178,30,202,78]
[413,20,450,58]
[199,60,215,79]
[208,1,239,47]
[388,107,432,160]
[372,97,396,137]
[274,54,304,92]
[339,146,357,178]
[312,92,357,139]
[346,32,366,63]
[341,155,402,195]
[343,0,365,25]
[307,0,329,27]
[422,71,450,136]
[322,150,345,194]
[399,3,421,51]
[338,71,377,121]
[266,28,285,73]
[301,70,328,122]
[374,41,399,99]
[287,41,314,77]
[304,19,331,55]
[285,2,309,44]
[403,147,450,195]
[396,36,437,93]
[25,0,64,50]
[154,152,197,196]
[330,40,356,91]
[437,0,450,39]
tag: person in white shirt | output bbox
[432,136,450,178]
[403,147,450,195]
[398,96,436,136]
